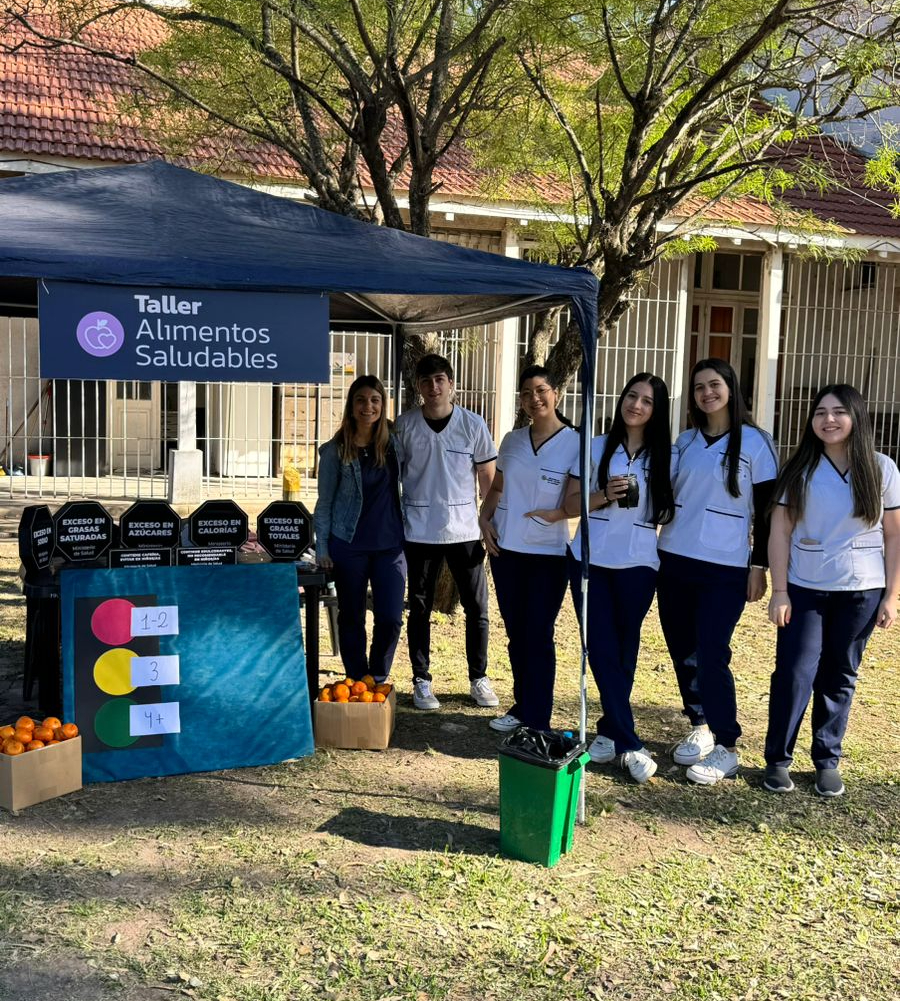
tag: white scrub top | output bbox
[658,425,778,568]
[783,451,900,591]
[569,437,679,571]
[394,405,497,544]
[493,425,579,556]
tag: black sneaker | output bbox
[763,765,795,793]
[815,767,845,798]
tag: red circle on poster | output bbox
[91,598,135,645]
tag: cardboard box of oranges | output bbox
[0,716,83,812]
[314,676,396,750]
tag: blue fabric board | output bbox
[61,563,313,784]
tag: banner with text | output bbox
[39,281,329,383]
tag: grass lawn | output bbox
[0,541,897,1000]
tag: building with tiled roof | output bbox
[2,6,900,502]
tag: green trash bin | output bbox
[499,729,590,867]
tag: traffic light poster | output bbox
[60,563,313,784]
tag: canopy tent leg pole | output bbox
[576,302,597,826]
[167,380,203,504]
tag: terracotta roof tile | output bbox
[3,11,899,238]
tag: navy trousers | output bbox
[490,548,568,730]
[764,584,881,770]
[569,557,658,753]
[329,537,407,681]
[405,540,489,681]
[656,552,749,748]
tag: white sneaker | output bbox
[489,713,521,733]
[412,679,440,710]
[686,745,739,785]
[470,677,500,707]
[672,724,715,765]
[621,747,657,783]
[587,734,616,763]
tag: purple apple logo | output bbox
[76,312,124,357]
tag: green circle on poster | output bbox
[94,698,139,748]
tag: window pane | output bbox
[742,308,759,336]
[691,304,700,333]
[693,254,704,288]
[740,336,757,402]
[709,306,734,334]
[712,253,740,289]
[741,255,761,292]
[708,335,732,361]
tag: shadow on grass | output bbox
[390,706,504,760]
[317,805,498,855]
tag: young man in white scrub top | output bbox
[394,354,499,711]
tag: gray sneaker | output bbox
[815,767,845,798]
[412,679,440,710]
[470,677,500,707]
[763,765,795,793]
[489,712,521,733]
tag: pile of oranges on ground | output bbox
[319,675,393,704]
[0,716,79,756]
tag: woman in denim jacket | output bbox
[313,375,406,683]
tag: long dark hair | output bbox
[688,358,758,498]
[597,373,675,525]
[776,384,881,526]
[518,364,573,427]
[335,374,391,466]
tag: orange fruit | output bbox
[15,717,35,732]
[373,692,386,703]
[332,683,350,701]
[319,687,333,702]
[335,695,349,703]
[342,678,355,689]
[361,674,376,691]
[13,728,32,746]
[348,695,360,702]
[26,740,45,751]
[374,683,392,695]
[0,725,14,741]
[359,691,374,703]
[59,723,79,740]
[3,739,24,756]
[32,725,54,743]
[53,726,64,740]
[45,739,60,745]
[42,717,62,731]
[350,681,368,697]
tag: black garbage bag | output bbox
[499,726,586,770]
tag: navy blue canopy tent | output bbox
[0,160,599,800]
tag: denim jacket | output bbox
[313,435,401,559]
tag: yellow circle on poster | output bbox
[93,648,137,696]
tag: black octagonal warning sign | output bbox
[256,501,313,561]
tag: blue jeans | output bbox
[329,536,407,680]
[569,557,657,753]
[657,552,749,748]
[490,548,568,730]
[765,584,881,769]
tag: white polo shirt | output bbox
[493,425,579,556]
[783,452,900,590]
[569,437,679,571]
[658,425,778,568]
[394,405,497,544]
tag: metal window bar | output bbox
[776,257,900,462]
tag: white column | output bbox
[167,380,203,504]
[669,256,691,426]
[495,228,522,435]
[755,248,784,435]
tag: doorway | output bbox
[108,380,161,472]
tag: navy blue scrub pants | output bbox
[764,584,881,770]
[656,552,748,748]
[569,556,658,753]
[329,536,407,681]
[490,548,568,730]
[405,540,489,682]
